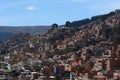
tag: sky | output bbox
[0,0,120,26]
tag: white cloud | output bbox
[26,6,36,10]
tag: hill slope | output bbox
[0,26,50,41]
[0,10,120,79]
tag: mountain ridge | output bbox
[0,26,50,41]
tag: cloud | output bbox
[26,6,36,10]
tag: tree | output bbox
[115,9,120,13]
[65,21,71,27]
[51,23,58,29]
[0,49,7,61]
[11,70,20,79]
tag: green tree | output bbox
[65,21,71,27]
[51,23,58,29]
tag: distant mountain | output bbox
[0,26,50,42]
[0,32,15,42]
[0,26,50,33]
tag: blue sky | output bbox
[0,0,120,26]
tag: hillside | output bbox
[0,26,50,33]
[1,10,120,55]
[0,32,15,42]
[0,10,117,42]
[0,26,50,41]
[66,10,116,27]
[0,10,120,79]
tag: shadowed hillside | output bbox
[0,26,50,41]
